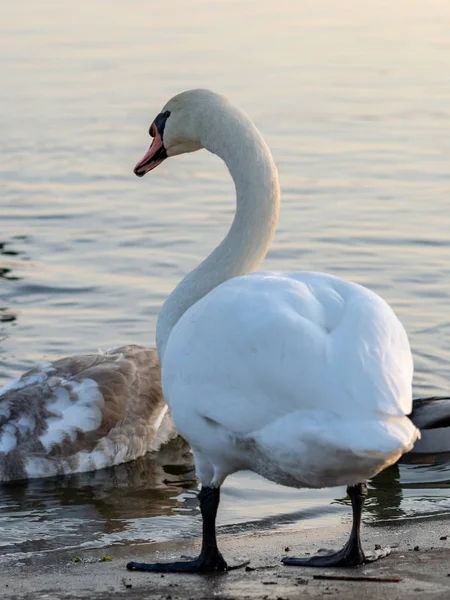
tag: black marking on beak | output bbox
[153,110,171,140]
[134,110,171,177]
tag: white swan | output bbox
[0,345,175,481]
[125,89,420,573]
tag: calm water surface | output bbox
[1,0,450,561]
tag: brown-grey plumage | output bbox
[0,345,175,482]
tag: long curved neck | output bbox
[156,105,280,360]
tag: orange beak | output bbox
[134,125,168,177]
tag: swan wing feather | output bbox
[163,271,413,440]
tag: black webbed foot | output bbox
[282,483,390,569]
[282,542,391,567]
[127,548,227,573]
[282,539,365,568]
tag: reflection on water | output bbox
[2,0,450,560]
[368,455,450,524]
[0,239,24,331]
[1,438,449,560]
[0,437,197,558]
[368,464,405,522]
[0,309,16,324]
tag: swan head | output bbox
[134,89,232,177]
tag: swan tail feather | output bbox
[236,410,420,488]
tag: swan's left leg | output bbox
[283,482,390,568]
[127,486,227,573]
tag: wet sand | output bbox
[2,514,450,599]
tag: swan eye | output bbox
[149,111,171,141]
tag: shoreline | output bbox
[2,514,450,599]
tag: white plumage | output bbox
[164,271,417,490]
[127,89,420,572]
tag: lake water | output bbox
[1,0,450,563]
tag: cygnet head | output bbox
[134,89,239,177]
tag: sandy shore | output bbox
[2,515,450,599]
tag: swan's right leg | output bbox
[127,486,227,573]
[283,483,367,567]
[282,482,390,567]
